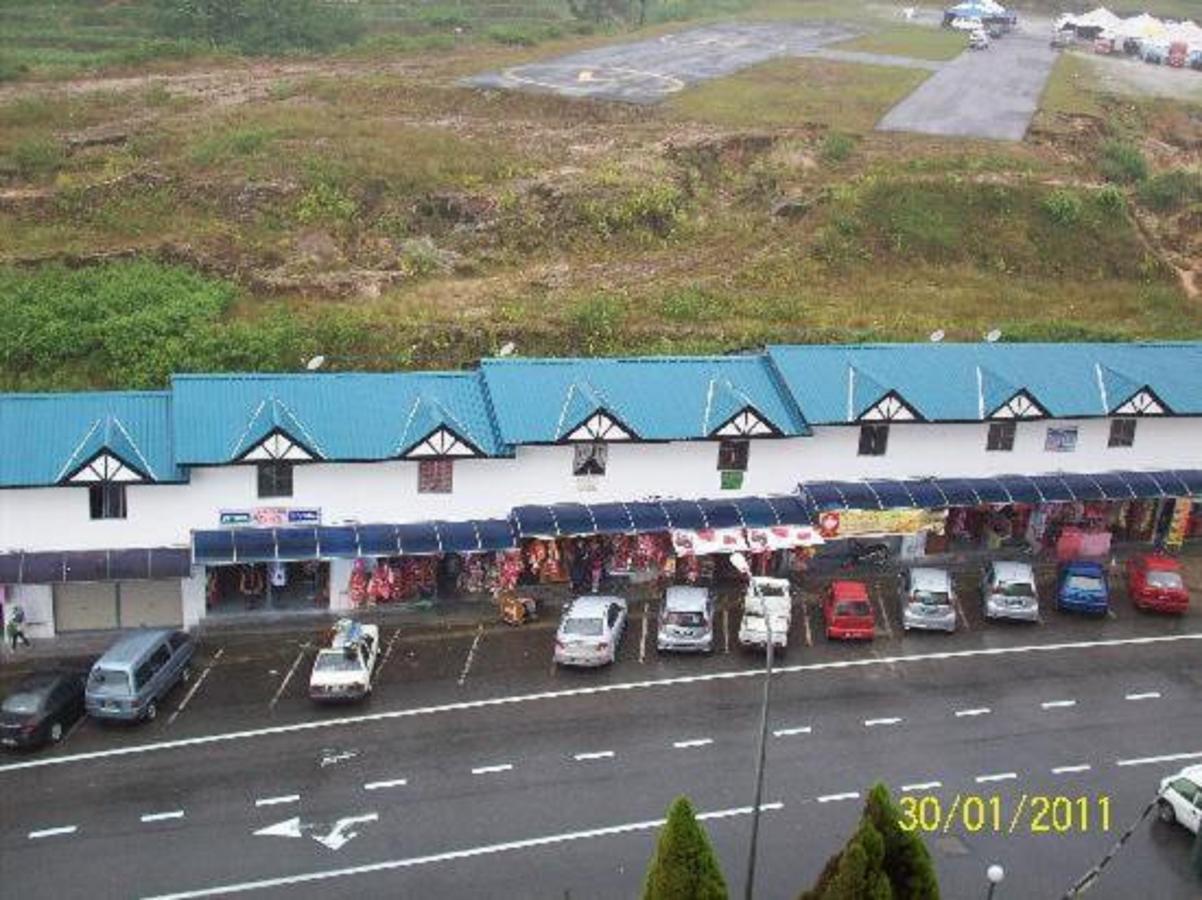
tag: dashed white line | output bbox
[1116,751,1202,768]
[471,763,513,776]
[573,751,615,761]
[169,648,223,725]
[773,726,812,738]
[458,624,484,687]
[1041,700,1077,709]
[864,717,902,727]
[141,811,185,823]
[269,646,309,710]
[673,738,714,749]
[28,826,77,840]
[1052,764,1092,775]
[1125,691,1161,701]
[901,781,942,793]
[817,792,860,804]
[255,794,299,808]
[363,778,408,791]
[975,772,1017,784]
[954,707,991,718]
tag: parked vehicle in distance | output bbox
[1126,553,1189,614]
[1056,560,1109,615]
[738,576,792,652]
[1,672,85,750]
[1050,31,1071,49]
[1190,49,1202,71]
[969,30,990,50]
[657,586,714,653]
[86,629,194,723]
[824,580,875,641]
[1168,40,1188,67]
[900,567,957,632]
[982,561,1040,622]
[555,596,627,667]
[309,618,379,702]
[1157,764,1202,834]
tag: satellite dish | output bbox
[985,329,1002,343]
[929,329,945,343]
[304,355,326,371]
[498,342,516,357]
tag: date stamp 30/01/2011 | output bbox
[898,794,1112,835]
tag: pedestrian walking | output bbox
[7,604,31,650]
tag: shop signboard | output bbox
[1044,427,1078,453]
[1165,498,1192,550]
[820,508,946,538]
[219,507,322,527]
[672,528,749,556]
[720,471,744,491]
[745,525,824,551]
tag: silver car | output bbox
[657,586,714,653]
[900,567,957,633]
[983,561,1040,622]
[554,596,628,667]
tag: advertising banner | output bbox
[671,528,749,556]
[745,525,824,551]
[819,508,947,538]
[219,507,321,527]
[1166,498,1192,550]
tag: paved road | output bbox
[877,27,1060,140]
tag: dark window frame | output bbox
[572,442,608,477]
[1108,418,1136,448]
[858,424,889,457]
[986,421,1016,452]
[717,439,750,472]
[418,459,454,494]
[89,483,127,520]
[257,461,294,498]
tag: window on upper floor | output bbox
[717,439,749,472]
[572,443,608,477]
[1108,418,1136,448]
[257,461,293,498]
[986,421,1016,452]
[858,424,889,457]
[418,459,454,494]
[89,483,127,520]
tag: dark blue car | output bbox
[1057,561,1109,615]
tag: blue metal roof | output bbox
[170,372,505,464]
[0,391,182,488]
[480,355,810,444]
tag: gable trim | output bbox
[61,449,148,485]
[857,390,922,422]
[987,389,1049,421]
[562,409,635,443]
[236,427,317,462]
[400,425,483,459]
[711,405,780,438]
[1112,386,1171,416]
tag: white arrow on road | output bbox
[254,813,379,850]
[254,817,304,839]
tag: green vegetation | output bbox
[1137,169,1202,212]
[152,0,363,54]
[834,24,967,62]
[643,796,728,900]
[1098,139,1148,185]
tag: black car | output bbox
[0,672,85,750]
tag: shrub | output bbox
[417,6,471,29]
[659,286,724,323]
[295,180,357,226]
[7,137,66,179]
[820,132,855,164]
[643,796,728,900]
[486,24,539,46]
[569,294,627,354]
[1095,184,1127,217]
[153,0,363,55]
[1098,139,1147,184]
[1042,189,1083,227]
[580,182,687,238]
[1137,169,1202,213]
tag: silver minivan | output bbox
[900,567,957,633]
[86,629,195,723]
[983,561,1040,622]
[657,586,714,653]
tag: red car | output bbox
[824,580,876,640]
[1126,554,1189,614]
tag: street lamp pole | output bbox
[737,555,773,900]
[986,863,1005,899]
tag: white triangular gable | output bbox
[1113,388,1167,416]
[241,430,314,461]
[403,426,480,459]
[566,411,632,442]
[858,391,918,422]
[989,389,1047,420]
[66,452,144,484]
[713,407,775,437]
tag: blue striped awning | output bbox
[0,548,191,584]
[509,496,811,539]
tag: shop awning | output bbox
[798,470,1202,516]
[509,496,811,539]
[191,519,517,564]
[0,548,192,585]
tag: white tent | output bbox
[1072,7,1125,32]
[1116,12,1168,40]
[1166,21,1202,50]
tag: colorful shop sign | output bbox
[1166,498,1193,550]
[819,508,947,538]
[219,507,321,527]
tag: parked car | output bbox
[1157,765,1202,834]
[1,671,85,750]
[1056,560,1109,615]
[309,618,379,702]
[969,30,990,50]
[1168,41,1188,68]
[900,567,957,632]
[86,628,194,723]
[982,560,1040,622]
[738,576,792,652]
[1126,553,1189,614]
[1050,31,1071,49]
[657,586,714,653]
[554,596,627,667]
[824,580,875,641]
[1189,49,1202,71]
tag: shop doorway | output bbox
[206,562,329,615]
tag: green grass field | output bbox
[833,24,967,62]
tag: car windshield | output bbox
[88,667,131,692]
[313,651,363,673]
[835,600,871,617]
[563,617,603,637]
[1148,571,1184,590]
[1,692,41,715]
[665,611,705,626]
[1066,575,1103,592]
[913,590,949,606]
[999,581,1035,598]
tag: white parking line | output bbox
[817,792,860,803]
[1052,764,1092,775]
[269,646,308,710]
[639,606,649,664]
[722,607,730,654]
[801,594,813,648]
[864,717,902,727]
[141,811,185,823]
[169,648,223,725]
[471,764,513,776]
[363,778,408,791]
[573,751,615,761]
[975,772,1017,784]
[1116,751,1202,768]
[1125,691,1161,701]
[7,631,1202,775]
[954,707,991,718]
[901,781,942,793]
[773,726,812,738]
[255,794,299,808]
[952,594,971,632]
[458,624,484,687]
[28,826,77,840]
[673,738,713,749]
[376,628,404,674]
[873,584,895,640]
[1041,700,1077,709]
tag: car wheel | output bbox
[1157,799,1176,825]
[144,701,158,722]
[49,721,63,744]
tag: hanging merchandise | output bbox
[368,560,394,603]
[671,528,749,556]
[348,559,369,607]
[496,550,523,595]
[268,562,288,588]
[238,565,265,596]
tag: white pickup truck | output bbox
[309,618,379,703]
[738,576,793,652]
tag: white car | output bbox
[554,596,627,667]
[1157,765,1202,834]
[738,576,792,651]
[309,619,379,702]
[969,30,990,50]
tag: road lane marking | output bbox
[376,628,404,674]
[141,811,185,823]
[1041,700,1077,709]
[1125,691,1161,701]
[169,648,223,725]
[457,625,484,687]
[573,750,615,761]
[8,631,1202,774]
[1052,764,1092,775]
[817,792,859,803]
[639,605,649,663]
[28,826,77,839]
[269,647,308,710]
[954,707,991,718]
[255,794,300,808]
[975,772,1017,784]
[140,802,785,899]
[773,726,812,738]
[1116,751,1202,768]
[673,738,713,749]
[864,717,902,727]
[363,778,408,791]
[901,781,942,792]
[471,764,513,775]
